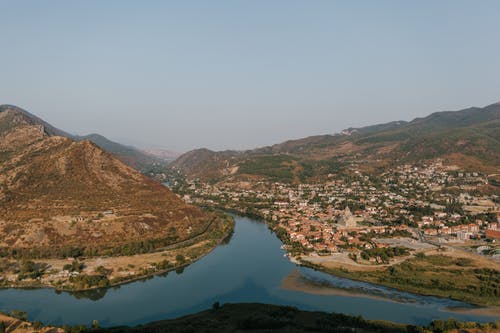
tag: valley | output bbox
[0,102,498,327]
[1,215,498,327]
[3,2,500,331]
[169,159,499,307]
[171,102,500,184]
[166,103,500,307]
[0,105,234,291]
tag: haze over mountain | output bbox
[3,2,500,152]
[0,105,167,171]
[142,148,181,162]
[72,133,167,170]
[171,102,500,183]
[0,105,216,257]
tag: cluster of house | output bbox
[175,160,499,258]
[43,269,80,284]
[419,217,498,240]
[274,206,411,254]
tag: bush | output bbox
[63,260,84,272]
[10,310,28,321]
[175,254,185,263]
[415,252,426,259]
[69,274,110,289]
[94,266,112,275]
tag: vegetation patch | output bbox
[306,254,500,306]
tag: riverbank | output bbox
[214,208,500,308]
[297,251,500,308]
[0,313,63,333]
[443,306,500,318]
[0,214,235,292]
[4,303,499,333]
[281,269,398,303]
[2,214,498,327]
[281,269,500,318]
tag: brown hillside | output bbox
[171,102,500,183]
[0,107,216,257]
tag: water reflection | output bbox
[0,215,496,327]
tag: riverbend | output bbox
[0,215,497,327]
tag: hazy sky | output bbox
[1,1,500,152]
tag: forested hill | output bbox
[170,102,500,183]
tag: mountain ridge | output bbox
[0,105,165,171]
[171,102,500,183]
[0,105,219,258]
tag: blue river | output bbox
[0,215,496,327]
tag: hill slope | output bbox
[0,105,165,171]
[171,102,500,183]
[72,133,163,170]
[0,106,219,258]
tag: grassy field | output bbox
[304,253,500,307]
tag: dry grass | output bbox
[0,314,63,333]
[0,121,214,255]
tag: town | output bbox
[170,160,500,266]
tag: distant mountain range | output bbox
[171,102,500,183]
[142,148,181,162]
[72,133,169,170]
[0,105,172,171]
[0,105,214,257]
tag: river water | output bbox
[0,215,496,326]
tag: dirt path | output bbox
[0,314,63,333]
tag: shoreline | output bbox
[3,303,498,333]
[280,269,400,303]
[0,216,235,293]
[296,257,499,309]
[3,210,496,314]
[214,209,500,309]
[442,306,500,317]
[281,268,500,318]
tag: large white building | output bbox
[337,206,357,228]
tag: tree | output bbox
[175,254,185,263]
[33,321,43,330]
[415,252,426,259]
[10,310,28,321]
[430,319,445,333]
[63,260,84,272]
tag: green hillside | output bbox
[171,102,500,183]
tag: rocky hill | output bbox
[72,133,163,171]
[0,105,164,171]
[170,102,500,183]
[0,105,220,258]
